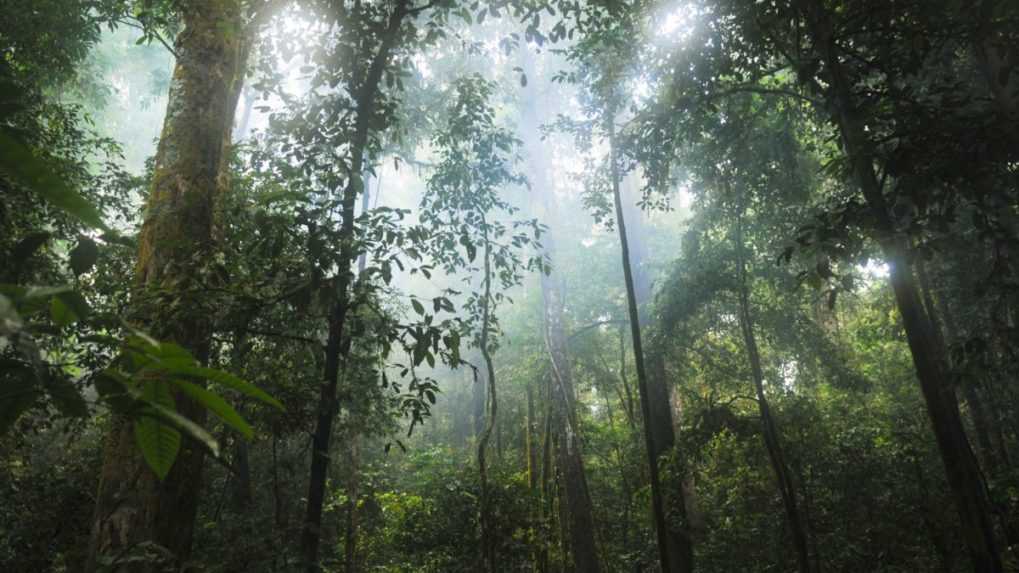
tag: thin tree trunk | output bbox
[85,3,246,570]
[618,327,636,429]
[608,115,693,573]
[299,3,414,571]
[478,227,499,572]
[734,207,812,573]
[474,361,487,438]
[798,3,1002,569]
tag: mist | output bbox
[2,1,1017,572]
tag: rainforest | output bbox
[1,0,1018,572]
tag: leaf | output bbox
[69,237,99,276]
[125,337,282,410]
[94,370,138,413]
[411,298,425,315]
[172,380,253,439]
[11,232,50,265]
[50,296,77,326]
[520,73,528,88]
[189,367,283,411]
[0,131,107,230]
[24,285,72,300]
[0,294,22,333]
[413,343,427,366]
[134,380,181,480]
[55,290,90,321]
[46,375,88,418]
[0,364,39,434]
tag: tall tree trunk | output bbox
[539,399,553,573]
[798,2,1002,570]
[617,327,637,429]
[473,356,488,438]
[734,208,812,573]
[477,227,499,572]
[520,65,603,570]
[917,259,1004,478]
[620,143,696,567]
[527,379,539,493]
[608,115,693,573]
[516,56,603,571]
[299,3,414,571]
[541,270,603,573]
[85,3,246,571]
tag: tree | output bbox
[421,75,542,570]
[521,72,603,572]
[86,1,256,570]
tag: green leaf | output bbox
[189,367,283,411]
[24,285,72,300]
[69,237,99,276]
[411,298,425,315]
[0,294,23,333]
[0,131,107,230]
[46,375,88,418]
[413,343,427,367]
[94,370,138,413]
[0,364,39,434]
[172,380,253,439]
[144,400,220,459]
[55,290,91,321]
[134,380,181,480]
[50,296,78,326]
[11,232,51,265]
[125,337,282,411]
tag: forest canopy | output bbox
[1,0,1018,572]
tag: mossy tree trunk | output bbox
[85,2,247,571]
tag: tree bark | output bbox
[798,2,1002,570]
[541,270,603,573]
[85,3,246,571]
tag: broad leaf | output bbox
[172,380,253,439]
[0,131,107,230]
[0,364,39,434]
[134,380,181,480]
